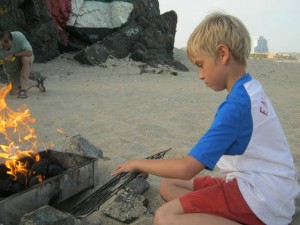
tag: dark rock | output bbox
[291,211,300,225]
[61,134,103,158]
[66,26,114,46]
[74,44,109,65]
[0,0,189,70]
[102,189,148,223]
[102,32,131,59]
[129,0,160,24]
[169,59,190,72]
[72,1,188,71]
[125,176,150,195]
[130,10,177,65]
[0,0,60,62]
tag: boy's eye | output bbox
[196,63,202,68]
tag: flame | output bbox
[0,84,39,180]
[56,128,68,135]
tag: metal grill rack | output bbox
[69,148,171,217]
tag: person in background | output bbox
[0,31,45,98]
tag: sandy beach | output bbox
[2,48,300,224]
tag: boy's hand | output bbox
[111,159,141,176]
[3,54,16,63]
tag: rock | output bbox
[66,0,134,44]
[102,188,148,223]
[169,60,190,72]
[73,0,189,71]
[46,0,71,47]
[129,10,177,66]
[1,0,190,70]
[20,205,100,225]
[0,0,60,62]
[73,44,109,65]
[129,0,160,23]
[291,211,300,225]
[102,32,131,59]
[290,198,300,225]
[125,176,150,195]
[61,134,103,158]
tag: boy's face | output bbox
[194,54,228,91]
[0,37,12,50]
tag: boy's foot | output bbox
[18,89,28,99]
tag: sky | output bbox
[159,0,300,53]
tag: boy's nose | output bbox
[198,70,204,80]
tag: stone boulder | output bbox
[102,189,148,223]
[61,134,103,158]
[74,7,189,71]
[101,176,150,223]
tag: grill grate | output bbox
[69,148,171,217]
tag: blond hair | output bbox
[187,12,251,65]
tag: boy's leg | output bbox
[159,178,194,202]
[159,176,224,202]
[154,199,241,225]
[20,55,37,91]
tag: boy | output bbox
[0,31,45,98]
[112,13,300,225]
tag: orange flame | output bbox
[56,128,68,135]
[0,84,39,180]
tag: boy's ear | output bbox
[217,44,230,64]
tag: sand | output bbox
[2,48,300,224]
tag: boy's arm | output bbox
[4,50,32,63]
[6,50,32,59]
[111,156,205,180]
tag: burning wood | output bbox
[0,150,65,197]
[0,84,61,196]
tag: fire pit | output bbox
[0,149,98,225]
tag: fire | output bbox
[56,128,68,135]
[0,84,39,180]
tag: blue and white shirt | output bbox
[189,73,300,225]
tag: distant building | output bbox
[252,35,269,53]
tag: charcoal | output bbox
[31,159,49,176]
[16,172,27,186]
[0,151,68,197]
[0,177,13,196]
[37,151,50,160]
[19,156,35,170]
[0,164,9,179]
[47,164,63,177]
[28,176,41,188]
[48,157,64,169]
[11,182,24,193]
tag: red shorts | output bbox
[179,176,265,225]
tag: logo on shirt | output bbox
[259,96,268,116]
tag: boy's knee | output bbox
[159,178,171,198]
[21,56,31,65]
[154,206,168,225]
